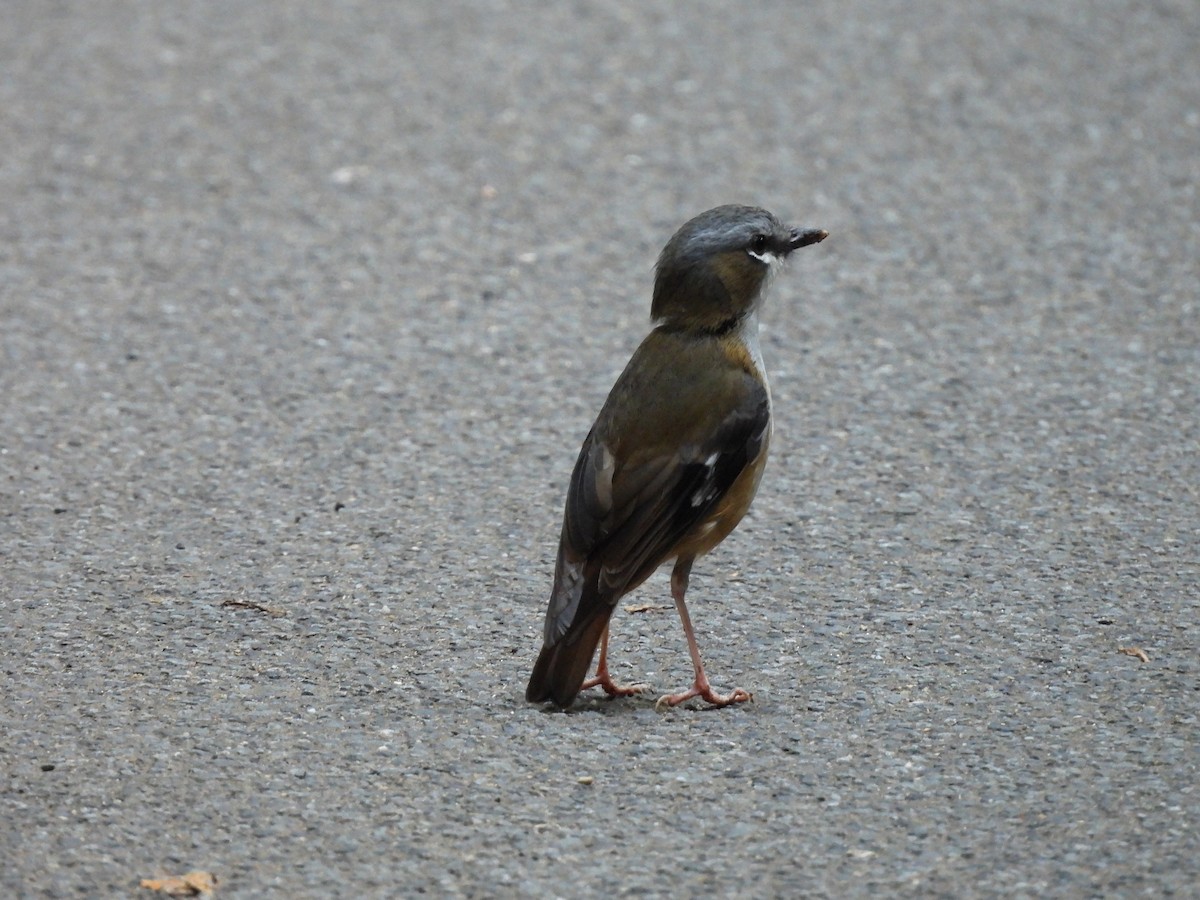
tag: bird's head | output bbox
[651,205,827,331]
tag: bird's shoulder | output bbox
[593,326,766,465]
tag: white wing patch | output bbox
[592,443,616,511]
[690,452,722,507]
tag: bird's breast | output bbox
[670,311,773,559]
[723,311,772,411]
[674,432,770,560]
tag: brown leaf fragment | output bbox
[1118,646,1150,663]
[221,598,284,617]
[624,603,671,614]
[140,870,217,896]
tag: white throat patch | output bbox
[747,248,783,268]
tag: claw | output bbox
[655,684,753,711]
[582,673,650,698]
[579,625,648,698]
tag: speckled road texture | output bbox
[2,2,1197,897]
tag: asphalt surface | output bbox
[2,1,1198,897]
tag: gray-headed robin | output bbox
[525,205,827,710]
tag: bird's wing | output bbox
[541,375,769,646]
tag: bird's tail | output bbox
[525,608,612,708]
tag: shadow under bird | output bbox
[526,204,827,710]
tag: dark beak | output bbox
[788,228,829,251]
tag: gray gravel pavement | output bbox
[3,1,1198,897]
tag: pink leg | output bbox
[656,558,752,710]
[580,625,648,697]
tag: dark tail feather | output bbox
[525,610,611,707]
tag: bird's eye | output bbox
[751,234,768,254]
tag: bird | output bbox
[525,204,827,710]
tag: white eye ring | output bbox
[748,247,780,265]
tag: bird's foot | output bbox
[655,683,752,711]
[581,672,650,698]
